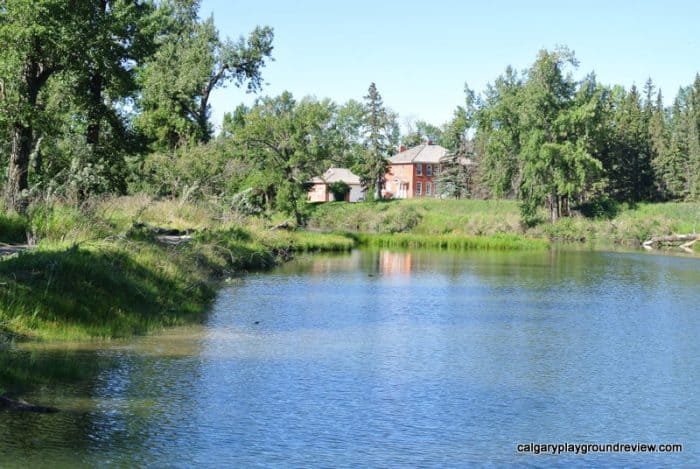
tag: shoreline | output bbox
[1,196,698,342]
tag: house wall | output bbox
[385,164,414,198]
[348,184,364,202]
[308,183,329,202]
[412,163,439,197]
[385,163,440,198]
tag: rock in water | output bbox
[0,395,58,413]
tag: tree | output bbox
[0,0,85,211]
[436,87,478,198]
[137,0,273,149]
[649,90,672,199]
[356,82,398,199]
[517,47,602,223]
[473,66,523,198]
[329,99,366,168]
[402,119,442,147]
[606,85,655,202]
[225,92,334,224]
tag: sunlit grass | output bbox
[355,233,548,251]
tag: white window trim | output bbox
[426,164,433,176]
[426,182,432,195]
[415,182,422,195]
[416,164,422,176]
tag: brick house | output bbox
[384,142,448,198]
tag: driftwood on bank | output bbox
[643,234,700,253]
[131,222,195,246]
[0,395,58,413]
[0,243,30,257]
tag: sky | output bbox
[200,0,699,133]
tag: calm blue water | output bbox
[2,248,699,467]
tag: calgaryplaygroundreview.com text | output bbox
[517,442,683,455]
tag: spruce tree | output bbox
[359,83,396,199]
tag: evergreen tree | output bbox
[608,85,655,202]
[357,83,398,199]
[517,47,602,223]
[649,90,671,199]
[473,66,523,198]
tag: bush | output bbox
[328,181,350,201]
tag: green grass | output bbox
[308,199,523,235]
[355,233,548,251]
[308,198,700,246]
[0,197,358,341]
[0,211,28,244]
[0,240,214,340]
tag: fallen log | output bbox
[0,244,30,257]
[0,395,58,413]
[643,234,700,250]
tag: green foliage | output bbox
[136,1,273,149]
[355,83,399,198]
[225,92,335,224]
[328,181,351,201]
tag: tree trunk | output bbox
[4,54,58,212]
[375,177,383,200]
[86,71,103,150]
[549,190,560,223]
[4,124,33,213]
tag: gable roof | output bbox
[388,143,448,164]
[310,167,361,185]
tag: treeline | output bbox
[1,3,698,226]
[436,47,700,223]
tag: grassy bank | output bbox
[3,196,697,340]
[0,197,353,341]
[308,199,700,245]
[354,233,548,251]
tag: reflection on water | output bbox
[1,248,699,467]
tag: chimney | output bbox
[398,144,407,153]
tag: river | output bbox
[1,248,698,467]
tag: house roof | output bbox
[310,167,361,185]
[388,143,448,164]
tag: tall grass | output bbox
[0,211,27,244]
[356,233,548,251]
[309,198,700,245]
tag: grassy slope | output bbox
[0,197,352,341]
[308,199,700,245]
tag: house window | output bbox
[426,182,432,195]
[434,165,440,176]
[416,164,422,176]
[433,183,439,196]
[426,164,433,176]
[415,182,422,196]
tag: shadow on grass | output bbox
[575,197,622,219]
[0,212,28,244]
